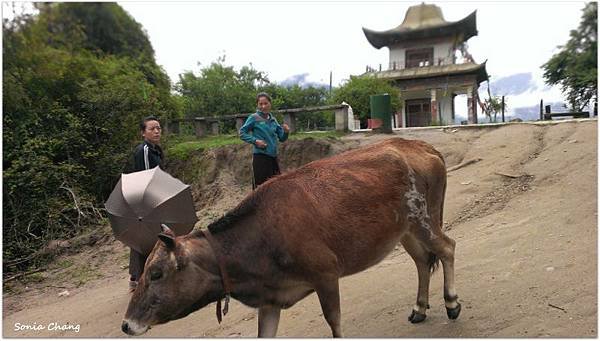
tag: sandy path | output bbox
[3,120,596,337]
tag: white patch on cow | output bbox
[123,319,149,336]
[413,304,426,313]
[404,169,435,239]
[170,252,178,269]
[445,287,459,309]
[445,300,459,309]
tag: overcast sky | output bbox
[2,1,590,115]
[119,1,585,88]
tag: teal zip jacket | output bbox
[239,111,288,157]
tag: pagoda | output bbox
[363,3,488,126]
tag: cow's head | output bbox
[121,226,221,336]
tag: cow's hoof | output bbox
[408,310,427,323]
[446,303,461,320]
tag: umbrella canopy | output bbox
[105,166,197,255]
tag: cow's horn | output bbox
[160,223,175,236]
[158,224,175,249]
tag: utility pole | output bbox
[501,96,505,122]
[329,71,332,96]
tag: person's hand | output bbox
[255,140,268,149]
[282,123,290,133]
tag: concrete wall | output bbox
[433,41,454,65]
[438,94,453,125]
[388,39,455,68]
[389,46,406,69]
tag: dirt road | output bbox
[3,120,597,337]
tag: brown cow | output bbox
[121,137,460,337]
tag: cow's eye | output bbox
[150,270,162,281]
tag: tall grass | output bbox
[165,130,347,160]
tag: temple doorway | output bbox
[406,99,431,127]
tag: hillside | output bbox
[3,119,597,337]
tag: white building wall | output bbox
[438,95,453,125]
[388,39,455,69]
[389,45,405,69]
[433,41,454,66]
[399,101,406,127]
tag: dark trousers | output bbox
[129,248,148,281]
[252,153,281,189]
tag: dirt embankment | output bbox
[167,137,353,229]
[3,119,597,338]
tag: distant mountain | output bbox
[279,73,328,89]
[477,71,573,121]
[485,72,540,96]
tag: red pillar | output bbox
[467,87,478,124]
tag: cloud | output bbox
[279,73,328,89]
[486,72,537,96]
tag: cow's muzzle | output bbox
[121,319,149,336]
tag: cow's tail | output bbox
[428,252,440,275]
[428,155,446,276]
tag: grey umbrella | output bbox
[105,166,197,255]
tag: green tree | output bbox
[330,75,400,128]
[542,2,597,111]
[175,57,269,118]
[262,84,331,131]
[175,58,335,131]
[480,95,507,123]
[3,3,177,267]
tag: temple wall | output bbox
[438,94,453,125]
[433,42,454,65]
[398,101,406,128]
[389,46,405,69]
[389,39,455,69]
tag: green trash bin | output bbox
[370,94,393,133]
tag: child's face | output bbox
[257,97,272,113]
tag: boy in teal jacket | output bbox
[239,92,289,189]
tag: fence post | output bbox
[335,105,349,132]
[235,117,245,132]
[540,99,544,120]
[194,118,207,138]
[163,120,169,135]
[501,96,505,122]
[210,121,219,135]
[168,120,180,135]
[283,113,296,133]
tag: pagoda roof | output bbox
[363,4,477,49]
[371,61,489,85]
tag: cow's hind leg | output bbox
[400,234,433,323]
[427,173,461,320]
[429,234,461,320]
[315,278,343,337]
[258,305,281,337]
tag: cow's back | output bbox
[254,138,446,277]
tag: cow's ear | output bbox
[159,224,176,249]
[158,232,175,249]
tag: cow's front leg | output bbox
[258,305,281,337]
[315,279,343,337]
